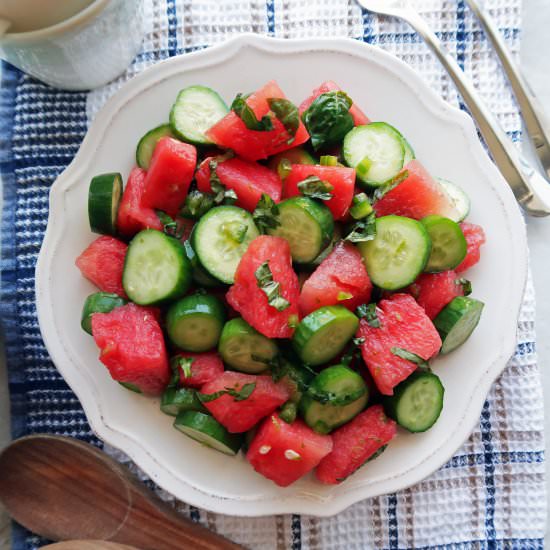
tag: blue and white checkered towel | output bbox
[0,1,545,548]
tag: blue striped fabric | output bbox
[0,1,545,548]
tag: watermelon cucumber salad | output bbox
[76,80,487,487]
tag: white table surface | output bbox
[0,2,549,546]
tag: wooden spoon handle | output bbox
[42,542,139,550]
[110,473,244,550]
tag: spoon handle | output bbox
[464,0,550,179]
[400,8,550,217]
[112,475,243,550]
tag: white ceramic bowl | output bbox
[35,34,527,517]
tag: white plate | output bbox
[35,34,527,517]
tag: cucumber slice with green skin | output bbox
[81,292,127,334]
[136,124,175,169]
[267,197,334,263]
[402,138,415,165]
[293,306,359,366]
[173,411,243,456]
[88,173,122,236]
[182,239,221,288]
[433,296,484,354]
[358,215,431,290]
[299,365,368,434]
[169,85,228,145]
[383,370,444,432]
[421,215,467,273]
[119,382,142,393]
[218,318,278,374]
[161,387,207,416]
[437,178,471,222]
[343,122,405,187]
[122,229,192,305]
[192,206,260,284]
[166,293,226,352]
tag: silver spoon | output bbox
[356,0,550,217]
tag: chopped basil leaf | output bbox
[253,193,281,234]
[456,277,472,296]
[356,303,381,328]
[391,347,430,369]
[231,93,273,131]
[180,189,214,219]
[373,170,409,201]
[199,382,256,403]
[209,158,238,205]
[255,261,290,311]
[279,401,297,424]
[155,210,185,239]
[221,220,248,244]
[345,212,377,243]
[267,98,299,144]
[297,175,334,200]
[307,385,366,406]
[302,91,354,150]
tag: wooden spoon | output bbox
[42,542,138,550]
[0,435,244,550]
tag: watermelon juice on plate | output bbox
[75,78,487,488]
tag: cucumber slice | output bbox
[136,124,175,169]
[343,122,405,187]
[161,387,207,416]
[421,215,467,273]
[169,85,228,145]
[383,371,444,432]
[267,197,334,263]
[81,292,127,334]
[358,215,431,290]
[166,293,226,352]
[218,317,278,374]
[402,138,415,165]
[437,178,471,222]
[192,206,260,284]
[433,296,484,354]
[88,173,122,236]
[266,147,316,173]
[174,411,243,456]
[122,229,192,305]
[182,239,221,288]
[299,365,368,434]
[293,306,359,366]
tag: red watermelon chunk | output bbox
[299,80,371,127]
[116,167,163,237]
[200,372,290,433]
[195,156,282,211]
[247,414,333,487]
[408,270,464,320]
[174,351,224,389]
[283,164,355,220]
[76,236,128,298]
[316,405,396,484]
[455,222,486,273]
[357,294,442,395]
[141,137,197,217]
[205,80,309,161]
[226,236,300,338]
[373,160,459,220]
[91,303,170,395]
[299,242,372,317]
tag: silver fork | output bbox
[356,0,550,217]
